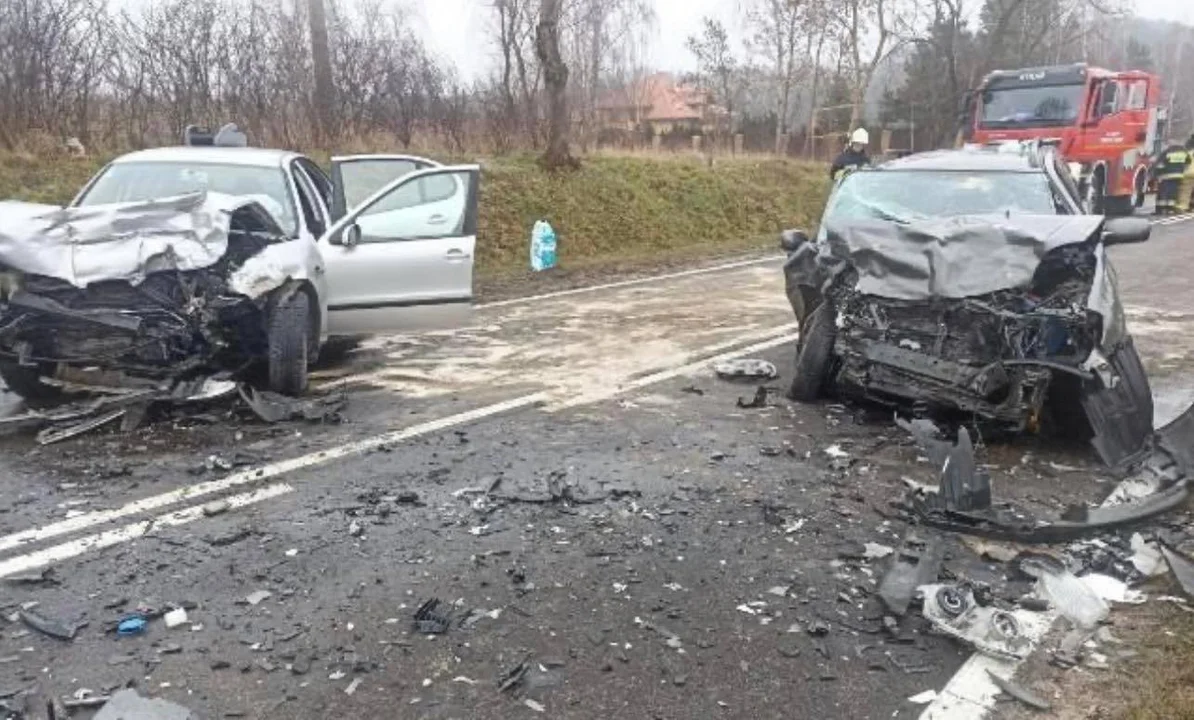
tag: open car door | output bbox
[329,154,442,221]
[321,163,480,336]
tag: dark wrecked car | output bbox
[782,147,1161,469]
[0,128,482,402]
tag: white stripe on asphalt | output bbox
[477,255,783,309]
[0,393,548,555]
[1151,213,1194,226]
[0,483,294,579]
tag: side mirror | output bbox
[780,229,810,253]
[332,223,362,248]
[1102,217,1150,246]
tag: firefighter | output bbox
[830,128,871,181]
[1178,135,1194,214]
[1156,137,1193,215]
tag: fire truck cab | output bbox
[962,63,1165,216]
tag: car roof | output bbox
[873,147,1046,173]
[109,146,300,168]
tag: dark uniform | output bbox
[830,146,870,181]
[1156,142,1193,215]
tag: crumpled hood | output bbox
[821,214,1106,300]
[0,192,284,288]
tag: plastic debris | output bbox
[908,690,938,704]
[345,678,363,696]
[878,535,945,616]
[1129,533,1167,577]
[713,359,778,380]
[1020,557,1109,628]
[1082,574,1146,604]
[1160,545,1194,598]
[163,608,189,629]
[117,615,148,636]
[986,670,1051,711]
[245,590,272,606]
[920,584,1039,659]
[863,542,895,560]
[20,608,85,640]
[524,698,546,713]
[414,598,452,634]
[737,386,770,409]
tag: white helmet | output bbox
[851,128,870,145]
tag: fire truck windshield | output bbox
[980,84,1084,127]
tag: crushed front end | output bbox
[0,193,290,391]
[788,215,1128,433]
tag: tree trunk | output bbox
[536,0,576,169]
[308,0,336,145]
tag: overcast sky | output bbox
[415,0,1190,81]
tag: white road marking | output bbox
[1150,213,1194,227]
[0,393,547,555]
[476,255,783,309]
[0,483,294,579]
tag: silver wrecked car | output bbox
[782,147,1159,469]
[0,127,480,399]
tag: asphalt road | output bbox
[0,214,1191,719]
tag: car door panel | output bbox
[321,164,479,336]
[329,154,441,220]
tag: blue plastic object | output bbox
[117,615,148,636]
[530,220,557,272]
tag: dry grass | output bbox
[0,149,829,278]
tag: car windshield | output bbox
[980,84,1084,127]
[824,170,1061,225]
[77,162,298,236]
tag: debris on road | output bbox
[93,689,195,720]
[920,584,1038,659]
[736,386,770,409]
[163,608,189,629]
[19,608,85,641]
[878,534,945,616]
[245,590,272,606]
[1161,545,1194,598]
[986,670,1052,711]
[117,615,147,636]
[1020,556,1109,629]
[414,598,452,635]
[713,359,777,381]
[907,690,938,705]
[239,385,347,424]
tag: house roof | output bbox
[598,73,717,122]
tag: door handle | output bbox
[445,248,471,260]
[428,214,448,225]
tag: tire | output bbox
[0,361,59,404]
[267,291,310,396]
[788,302,837,402]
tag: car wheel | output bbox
[1104,195,1134,217]
[0,361,59,404]
[788,302,836,402]
[267,291,310,396]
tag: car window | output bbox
[77,161,299,236]
[353,171,472,243]
[824,170,1059,225]
[292,166,327,237]
[340,160,420,210]
[298,158,332,206]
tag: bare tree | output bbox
[838,0,919,130]
[536,0,576,169]
[745,0,808,153]
[687,17,743,134]
[308,0,336,143]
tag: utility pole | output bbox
[308,0,336,144]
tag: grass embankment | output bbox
[0,151,829,282]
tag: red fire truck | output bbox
[961,63,1166,215]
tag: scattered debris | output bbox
[1082,574,1147,605]
[524,699,546,713]
[163,608,189,629]
[961,537,1022,563]
[414,598,452,635]
[878,535,945,616]
[823,444,849,460]
[713,359,777,381]
[986,670,1051,711]
[1129,533,1167,577]
[736,386,770,409]
[3,568,56,585]
[239,386,346,424]
[498,655,532,693]
[93,689,195,720]
[117,615,147,636]
[20,608,84,641]
[920,584,1038,659]
[1161,545,1194,598]
[907,690,938,705]
[245,590,272,606]
[1020,557,1108,629]
[863,542,894,560]
[202,500,230,517]
[344,678,363,696]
